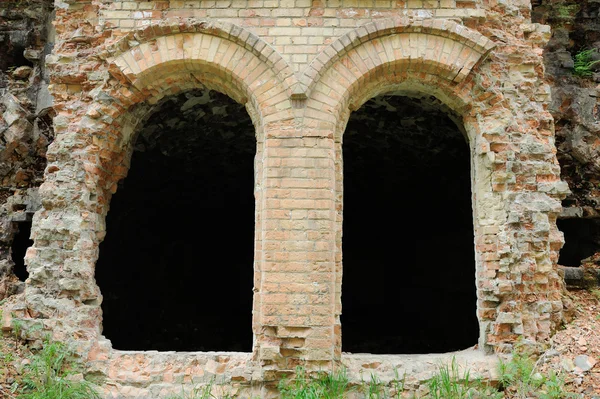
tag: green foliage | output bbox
[360,369,405,399]
[498,353,577,399]
[277,367,348,399]
[17,339,100,399]
[498,352,538,391]
[278,366,350,399]
[277,366,408,399]
[0,335,580,399]
[364,373,385,399]
[425,357,502,399]
[573,49,599,78]
[426,358,471,399]
[390,368,405,399]
[12,316,23,341]
[556,4,580,18]
[538,370,574,399]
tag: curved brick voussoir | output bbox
[103,34,293,132]
[301,18,496,100]
[100,18,299,102]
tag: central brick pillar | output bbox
[255,132,337,372]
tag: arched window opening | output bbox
[557,218,600,267]
[11,220,32,282]
[96,89,255,352]
[342,94,478,354]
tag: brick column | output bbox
[255,130,337,371]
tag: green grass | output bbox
[426,358,473,399]
[278,366,351,399]
[0,334,580,399]
[16,339,100,399]
[360,368,405,399]
[274,357,578,399]
[573,49,599,78]
[425,358,501,399]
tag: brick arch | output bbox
[326,66,505,145]
[86,72,266,201]
[25,20,297,347]
[75,24,298,325]
[100,18,300,100]
[301,17,500,147]
[300,18,495,100]
[84,20,300,200]
[304,20,535,355]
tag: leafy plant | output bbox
[573,49,600,78]
[18,339,100,399]
[538,370,575,399]
[498,352,577,399]
[278,366,350,399]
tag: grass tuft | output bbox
[18,339,100,399]
[278,366,350,399]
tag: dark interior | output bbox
[96,89,255,352]
[341,94,479,354]
[0,41,33,73]
[557,218,600,267]
[11,221,32,282]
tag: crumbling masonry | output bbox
[0,0,582,397]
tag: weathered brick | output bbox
[9,1,569,397]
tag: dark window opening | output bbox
[557,218,600,267]
[96,89,255,352]
[342,94,478,354]
[11,221,32,282]
[0,40,34,72]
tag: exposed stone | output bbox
[11,66,32,80]
[561,357,576,372]
[534,1,600,218]
[0,0,54,301]
[574,355,596,372]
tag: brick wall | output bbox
[99,0,484,72]
[0,0,572,396]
